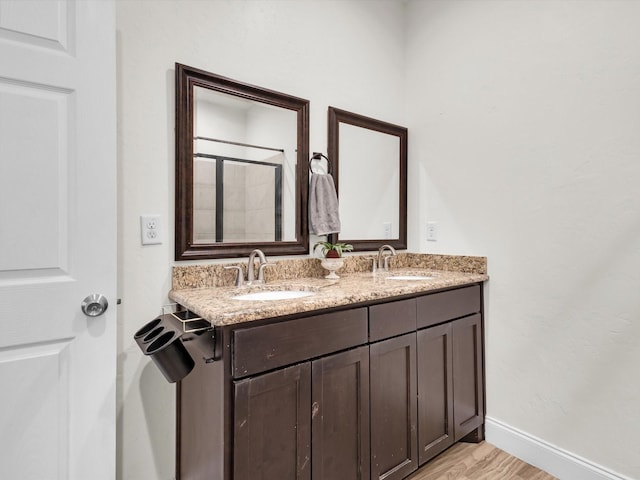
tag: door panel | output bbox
[452,314,484,441]
[417,323,454,464]
[234,363,311,480]
[0,80,70,274]
[0,1,116,478]
[0,341,71,478]
[312,346,370,480]
[0,0,71,50]
[370,333,418,480]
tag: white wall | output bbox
[116,1,405,479]
[406,1,640,478]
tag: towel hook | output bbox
[309,152,331,175]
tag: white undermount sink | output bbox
[387,275,435,281]
[231,290,315,301]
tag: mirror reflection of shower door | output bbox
[193,155,282,243]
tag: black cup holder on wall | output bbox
[134,312,211,383]
[135,317,162,338]
[142,326,165,343]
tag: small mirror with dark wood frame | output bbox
[328,107,407,252]
[175,63,310,260]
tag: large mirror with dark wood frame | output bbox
[175,63,309,260]
[328,107,407,251]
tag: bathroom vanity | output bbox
[168,254,487,480]
[168,63,486,480]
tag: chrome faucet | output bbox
[377,244,397,271]
[223,265,244,287]
[223,249,274,287]
[247,249,271,284]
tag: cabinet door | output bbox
[370,333,418,480]
[417,323,454,465]
[234,363,311,480]
[312,346,370,480]
[452,313,484,441]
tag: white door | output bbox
[0,1,116,479]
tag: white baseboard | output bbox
[484,417,633,480]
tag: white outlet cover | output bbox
[426,221,438,242]
[140,215,162,245]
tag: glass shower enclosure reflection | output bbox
[192,85,297,244]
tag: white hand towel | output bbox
[309,173,341,235]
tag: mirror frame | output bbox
[327,107,407,251]
[175,63,309,260]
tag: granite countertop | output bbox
[168,266,488,327]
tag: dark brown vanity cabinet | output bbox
[416,322,454,464]
[176,283,484,480]
[234,363,312,480]
[233,347,371,480]
[369,285,484,477]
[451,313,484,441]
[232,309,370,480]
[370,333,418,480]
[311,346,370,480]
[369,299,419,480]
[416,285,484,465]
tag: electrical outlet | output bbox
[140,215,162,245]
[426,221,438,242]
[383,222,392,239]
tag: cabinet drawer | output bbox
[233,308,368,378]
[417,285,481,329]
[369,298,416,342]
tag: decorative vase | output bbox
[320,257,344,279]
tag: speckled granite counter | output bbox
[169,253,488,327]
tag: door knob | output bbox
[81,294,109,317]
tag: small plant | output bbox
[313,241,353,258]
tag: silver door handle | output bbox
[81,294,109,317]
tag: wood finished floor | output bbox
[407,442,558,480]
